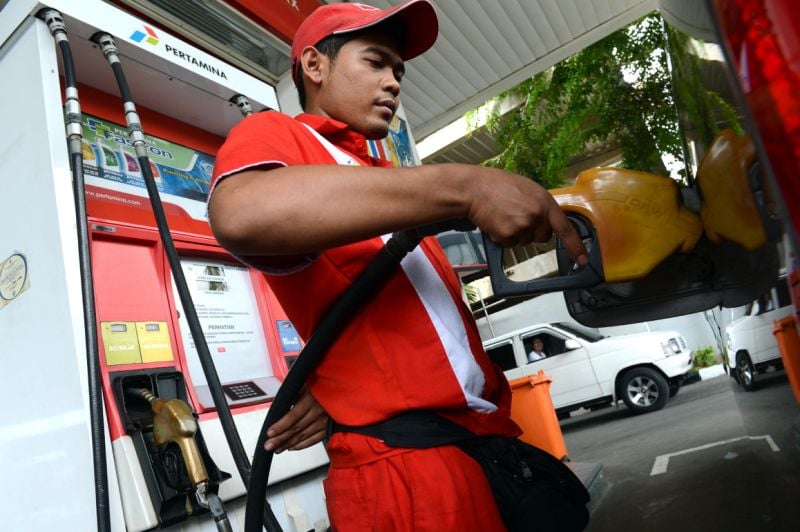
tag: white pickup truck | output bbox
[483,322,694,416]
[726,277,794,391]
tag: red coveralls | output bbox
[211,111,520,531]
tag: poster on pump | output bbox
[81,113,213,221]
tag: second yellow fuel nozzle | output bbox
[119,379,233,529]
[131,387,210,490]
[126,387,232,531]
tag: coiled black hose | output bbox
[244,224,470,532]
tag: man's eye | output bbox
[367,59,382,68]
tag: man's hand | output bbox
[264,386,328,453]
[465,166,588,267]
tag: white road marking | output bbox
[650,435,780,476]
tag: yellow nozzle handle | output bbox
[150,397,209,488]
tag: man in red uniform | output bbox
[208,1,587,529]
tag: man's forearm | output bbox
[209,161,588,265]
[208,163,471,255]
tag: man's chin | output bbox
[364,125,390,140]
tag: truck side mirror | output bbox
[564,339,581,351]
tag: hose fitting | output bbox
[38,9,67,43]
[40,10,83,154]
[230,94,253,117]
[92,33,147,154]
[91,32,121,64]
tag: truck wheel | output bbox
[620,367,669,414]
[736,352,757,391]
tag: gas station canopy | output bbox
[113,0,660,142]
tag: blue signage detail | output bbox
[277,320,301,352]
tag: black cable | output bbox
[71,150,111,532]
[137,151,256,480]
[41,10,111,532]
[58,40,77,87]
[92,32,283,530]
[244,231,425,532]
[109,62,134,104]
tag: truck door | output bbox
[520,329,603,408]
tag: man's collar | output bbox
[296,113,390,166]
[296,113,350,135]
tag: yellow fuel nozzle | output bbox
[483,167,703,298]
[552,167,703,283]
[134,389,209,489]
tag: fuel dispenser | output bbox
[0,1,329,530]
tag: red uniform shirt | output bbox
[211,111,519,448]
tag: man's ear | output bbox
[300,46,326,86]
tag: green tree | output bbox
[475,12,738,189]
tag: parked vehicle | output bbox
[726,278,794,390]
[483,323,694,416]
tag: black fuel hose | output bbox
[91,33,281,530]
[244,222,472,532]
[40,10,111,532]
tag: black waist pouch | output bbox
[331,411,590,531]
[457,435,589,532]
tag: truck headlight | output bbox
[662,338,681,356]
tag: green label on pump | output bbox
[101,322,142,365]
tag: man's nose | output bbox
[383,73,400,96]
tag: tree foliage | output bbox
[475,12,739,189]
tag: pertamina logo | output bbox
[130,25,159,46]
[128,24,229,80]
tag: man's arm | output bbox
[211,162,587,451]
[208,162,588,264]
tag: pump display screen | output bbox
[172,258,278,407]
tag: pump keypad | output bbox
[222,381,266,401]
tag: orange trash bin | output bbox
[773,316,800,405]
[508,370,569,460]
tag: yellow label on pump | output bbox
[101,322,142,365]
[136,322,174,363]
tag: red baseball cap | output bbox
[291,0,439,84]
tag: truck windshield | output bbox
[553,322,604,342]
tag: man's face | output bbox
[533,339,543,352]
[315,31,405,139]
